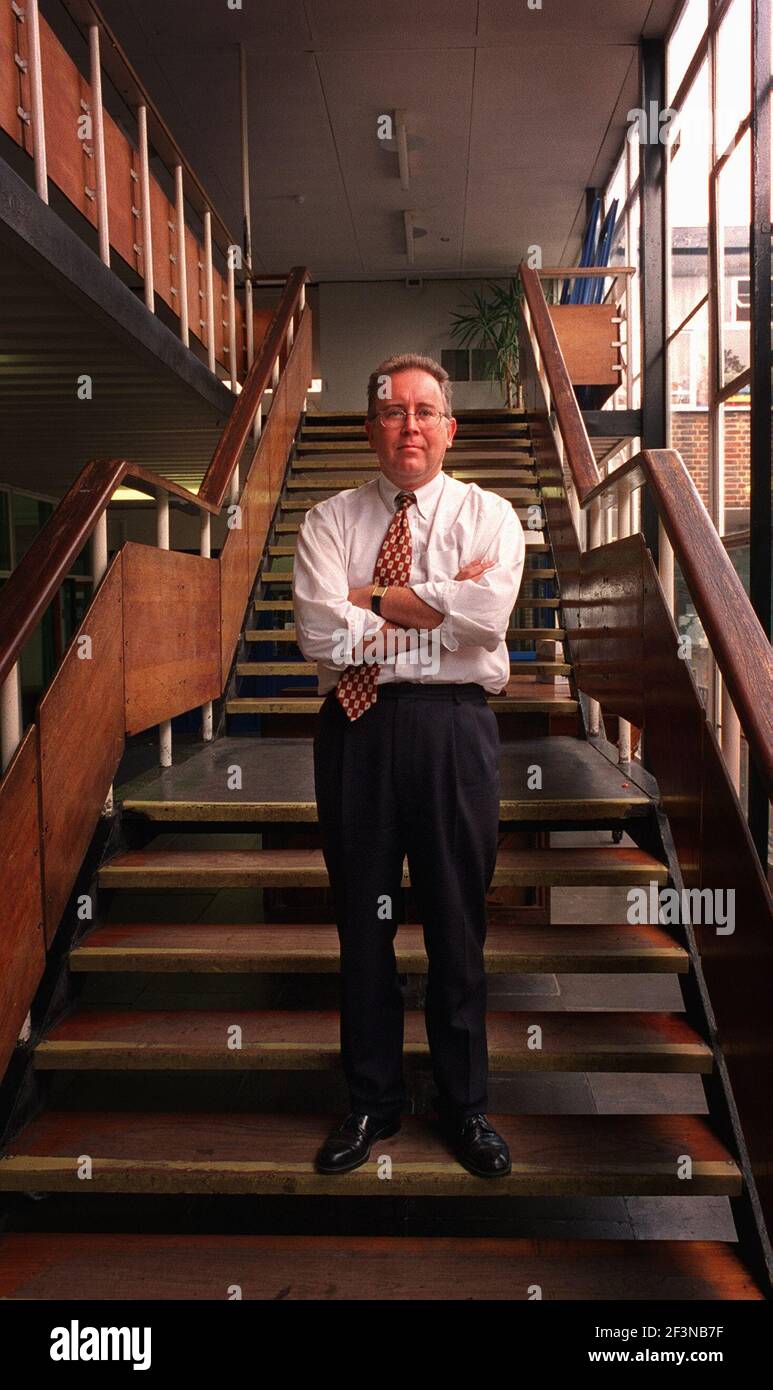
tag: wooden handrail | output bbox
[584,448,773,794]
[0,268,309,691]
[518,262,601,501]
[199,267,308,509]
[520,260,772,796]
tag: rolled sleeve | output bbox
[411,503,526,652]
[292,505,385,668]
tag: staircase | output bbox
[0,408,768,1302]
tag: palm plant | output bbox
[449,277,524,408]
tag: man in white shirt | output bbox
[292,353,525,1179]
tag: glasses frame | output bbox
[370,405,451,430]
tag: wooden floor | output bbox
[0,1233,762,1301]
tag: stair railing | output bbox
[519,262,772,809]
[0,266,310,1081]
[519,258,773,1262]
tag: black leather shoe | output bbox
[315,1111,401,1174]
[440,1113,512,1178]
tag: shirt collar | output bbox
[377,467,446,520]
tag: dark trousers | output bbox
[313,680,501,1122]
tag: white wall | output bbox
[312,278,513,414]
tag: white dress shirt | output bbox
[292,467,526,695]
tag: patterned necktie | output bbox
[335,490,416,721]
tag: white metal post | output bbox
[156,493,172,766]
[720,682,741,793]
[174,164,189,346]
[203,210,216,373]
[200,510,213,741]
[88,24,110,265]
[239,41,254,382]
[137,105,154,311]
[587,499,602,735]
[27,0,48,203]
[658,518,675,614]
[227,258,237,390]
[1,665,22,775]
[616,476,632,761]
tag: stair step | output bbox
[97,846,668,889]
[0,1112,738,1197]
[226,690,578,715]
[273,522,561,556]
[301,422,530,437]
[295,441,533,456]
[32,1008,707,1073]
[244,625,565,641]
[266,544,556,561]
[293,464,537,481]
[70,921,688,974]
[0,1232,761,1300]
[252,598,561,611]
[235,660,573,677]
[260,567,557,582]
[286,475,540,493]
[116,737,651,826]
[279,499,542,518]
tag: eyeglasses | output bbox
[372,406,449,429]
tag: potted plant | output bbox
[449,277,524,409]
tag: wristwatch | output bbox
[371,584,388,616]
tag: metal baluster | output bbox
[88,24,110,265]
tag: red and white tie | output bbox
[335,490,416,721]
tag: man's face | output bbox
[364,368,457,490]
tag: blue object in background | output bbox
[562,195,601,304]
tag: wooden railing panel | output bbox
[0,4,20,142]
[549,304,620,386]
[149,176,175,314]
[39,20,94,225]
[212,265,226,368]
[234,295,246,378]
[38,553,124,944]
[697,715,773,1230]
[640,542,705,888]
[103,109,139,271]
[102,108,139,271]
[0,726,45,1081]
[2,2,32,156]
[122,543,220,736]
[185,224,204,346]
[574,537,646,728]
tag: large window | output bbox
[663,0,759,805]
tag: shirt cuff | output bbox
[411,581,461,652]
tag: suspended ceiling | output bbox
[93,0,681,281]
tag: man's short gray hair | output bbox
[366,353,452,418]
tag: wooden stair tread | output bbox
[0,1112,740,1196]
[0,1232,761,1300]
[226,691,578,714]
[235,660,572,677]
[244,625,564,641]
[71,921,688,973]
[115,735,651,825]
[286,475,539,491]
[32,1007,710,1073]
[97,845,668,888]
